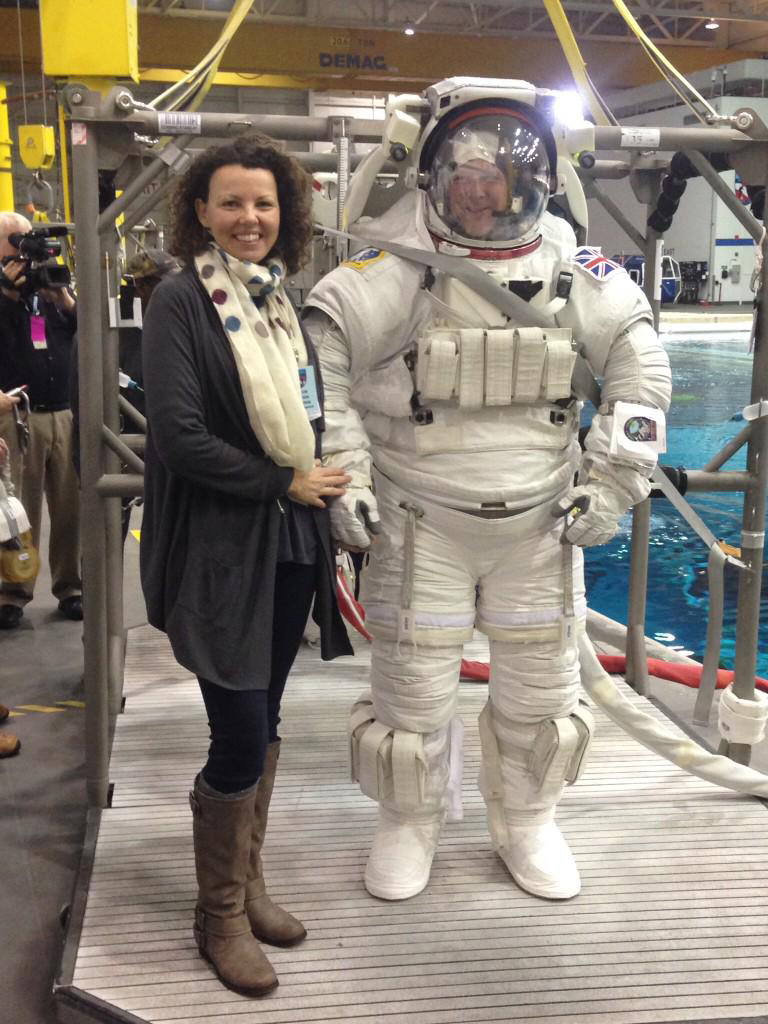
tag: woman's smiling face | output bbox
[195,164,281,263]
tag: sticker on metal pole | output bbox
[157,112,202,135]
[620,127,661,149]
[71,122,87,146]
[654,238,664,303]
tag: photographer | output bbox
[0,212,82,629]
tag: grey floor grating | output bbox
[63,625,768,1024]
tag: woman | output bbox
[140,134,353,997]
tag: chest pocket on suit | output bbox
[415,326,576,409]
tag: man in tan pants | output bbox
[0,212,81,629]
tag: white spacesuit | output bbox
[304,78,672,902]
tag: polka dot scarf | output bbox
[195,245,315,473]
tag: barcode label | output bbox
[157,111,202,135]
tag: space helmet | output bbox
[416,80,558,249]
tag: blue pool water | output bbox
[583,335,768,675]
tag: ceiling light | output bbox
[705,18,720,29]
[403,19,415,35]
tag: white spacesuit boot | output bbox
[479,695,594,899]
[349,691,453,900]
[365,727,450,900]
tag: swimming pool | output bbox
[583,333,767,675]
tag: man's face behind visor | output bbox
[447,159,509,240]
[426,111,551,246]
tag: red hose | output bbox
[459,652,768,693]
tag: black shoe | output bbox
[0,605,23,629]
[58,596,83,621]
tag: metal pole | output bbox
[684,469,754,492]
[102,424,145,473]
[583,179,646,252]
[702,422,752,473]
[97,135,193,233]
[96,474,144,497]
[119,169,175,236]
[118,394,146,431]
[624,213,663,695]
[76,108,386,144]
[687,150,763,244]
[722,220,768,765]
[593,124,752,154]
[625,499,651,695]
[334,118,350,263]
[101,244,128,721]
[71,119,110,809]
[118,432,146,453]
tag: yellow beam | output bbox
[57,99,71,223]
[0,83,14,211]
[1,8,768,94]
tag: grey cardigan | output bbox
[140,267,352,689]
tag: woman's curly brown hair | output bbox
[168,133,313,274]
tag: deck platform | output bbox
[56,625,768,1024]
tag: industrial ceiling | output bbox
[1,1,768,94]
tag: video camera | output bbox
[4,225,71,293]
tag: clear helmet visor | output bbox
[425,112,551,245]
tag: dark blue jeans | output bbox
[198,562,316,793]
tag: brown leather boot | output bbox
[190,778,278,996]
[245,741,307,947]
[0,731,20,757]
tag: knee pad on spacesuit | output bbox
[349,692,450,813]
[478,699,594,824]
[348,692,449,811]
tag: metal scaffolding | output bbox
[64,83,768,806]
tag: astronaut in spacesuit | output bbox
[304,78,671,902]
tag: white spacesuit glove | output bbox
[330,486,382,550]
[553,484,629,548]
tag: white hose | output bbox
[578,633,768,798]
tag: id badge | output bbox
[30,315,48,350]
[299,366,322,421]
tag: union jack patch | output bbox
[573,246,623,280]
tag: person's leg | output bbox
[190,681,276,995]
[0,412,47,617]
[477,513,593,900]
[197,681,269,794]
[266,562,316,743]
[354,478,475,900]
[45,410,82,607]
[245,562,315,946]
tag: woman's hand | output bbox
[287,462,351,508]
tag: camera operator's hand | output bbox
[0,259,27,301]
[39,286,75,313]
[0,392,20,416]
